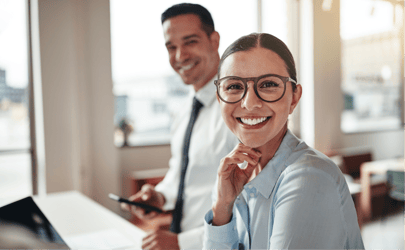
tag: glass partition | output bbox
[0,0,32,203]
[340,0,403,133]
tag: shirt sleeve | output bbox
[269,167,347,249]
[203,210,239,250]
[177,226,203,249]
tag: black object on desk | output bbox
[109,193,163,213]
[0,196,70,249]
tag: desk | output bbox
[34,191,145,249]
[359,158,404,224]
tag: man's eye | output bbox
[167,46,176,52]
[185,40,198,45]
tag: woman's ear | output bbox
[289,84,302,114]
[216,92,220,103]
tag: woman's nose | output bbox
[241,82,262,110]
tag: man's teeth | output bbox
[240,117,268,126]
[180,63,195,72]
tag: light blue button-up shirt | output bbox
[204,130,364,249]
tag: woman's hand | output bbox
[212,143,261,226]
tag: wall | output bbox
[119,145,171,198]
[343,131,404,160]
[33,0,120,213]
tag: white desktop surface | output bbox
[33,191,145,249]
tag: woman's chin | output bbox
[239,137,266,149]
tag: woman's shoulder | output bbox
[281,131,340,176]
[272,149,346,206]
[281,144,346,191]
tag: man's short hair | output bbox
[161,3,215,37]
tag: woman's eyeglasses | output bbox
[214,74,297,104]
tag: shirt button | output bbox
[250,193,254,198]
[248,184,252,189]
[234,226,237,230]
[237,196,240,200]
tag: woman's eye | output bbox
[226,84,243,90]
[261,81,279,88]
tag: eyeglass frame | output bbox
[214,73,297,104]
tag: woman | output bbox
[203,33,364,249]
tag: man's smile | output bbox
[178,60,199,75]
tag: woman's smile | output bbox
[236,116,271,129]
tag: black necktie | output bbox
[170,97,203,233]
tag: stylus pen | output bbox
[108,193,163,213]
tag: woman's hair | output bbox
[218,33,297,91]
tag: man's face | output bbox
[163,14,219,92]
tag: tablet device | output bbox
[0,196,70,249]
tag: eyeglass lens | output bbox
[218,76,285,103]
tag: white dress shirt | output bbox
[203,130,364,249]
[155,78,238,249]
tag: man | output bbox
[122,3,237,250]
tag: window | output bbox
[262,0,298,134]
[0,0,32,205]
[110,0,293,146]
[340,0,403,133]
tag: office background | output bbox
[0,0,403,248]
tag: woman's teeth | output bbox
[240,117,268,126]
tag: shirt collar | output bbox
[248,129,301,199]
[192,76,217,107]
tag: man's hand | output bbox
[121,184,165,220]
[142,230,179,250]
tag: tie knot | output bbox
[192,97,203,113]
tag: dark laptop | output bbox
[0,196,70,249]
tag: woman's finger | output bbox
[243,162,258,178]
[228,143,261,165]
[228,152,258,168]
[219,156,245,174]
[235,143,262,156]
[235,150,261,163]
